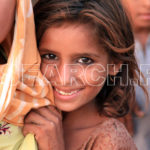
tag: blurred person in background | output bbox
[122,0,150,150]
[0,0,37,64]
[0,0,15,44]
[0,0,16,64]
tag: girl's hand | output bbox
[23,106,65,150]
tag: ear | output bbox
[108,62,122,76]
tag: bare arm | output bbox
[0,0,16,43]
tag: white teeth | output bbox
[55,88,79,96]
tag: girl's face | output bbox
[122,0,150,30]
[39,24,111,112]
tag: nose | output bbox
[53,63,84,87]
[58,63,71,86]
[51,62,65,86]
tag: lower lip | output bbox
[54,89,82,101]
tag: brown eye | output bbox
[41,54,58,60]
[77,57,93,64]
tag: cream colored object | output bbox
[0,121,37,150]
[18,134,38,150]
[0,0,54,126]
[0,121,24,150]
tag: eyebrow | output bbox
[72,53,100,59]
[39,48,60,56]
[39,48,101,58]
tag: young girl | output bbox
[23,0,140,149]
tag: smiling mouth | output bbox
[55,88,80,96]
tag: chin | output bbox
[55,102,78,112]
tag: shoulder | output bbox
[80,118,137,150]
[93,118,137,150]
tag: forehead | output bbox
[40,23,99,48]
[43,22,97,39]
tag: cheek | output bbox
[130,9,138,21]
[83,84,103,106]
[40,63,48,76]
[40,63,45,75]
[122,1,138,20]
[40,63,55,80]
[84,65,107,87]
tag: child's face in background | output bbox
[39,24,111,112]
[122,0,150,31]
[0,0,15,43]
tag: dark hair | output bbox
[0,45,7,64]
[34,0,146,117]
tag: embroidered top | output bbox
[79,118,137,150]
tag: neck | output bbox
[63,100,105,131]
[134,27,150,49]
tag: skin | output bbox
[23,24,119,150]
[122,0,150,49]
[0,0,16,43]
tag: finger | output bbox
[35,106,62,120]
[24,110,48,125]
[23,123,40,137]
[47,106,62,119]
[34,106,62,123]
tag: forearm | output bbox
[0,0,16,43]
